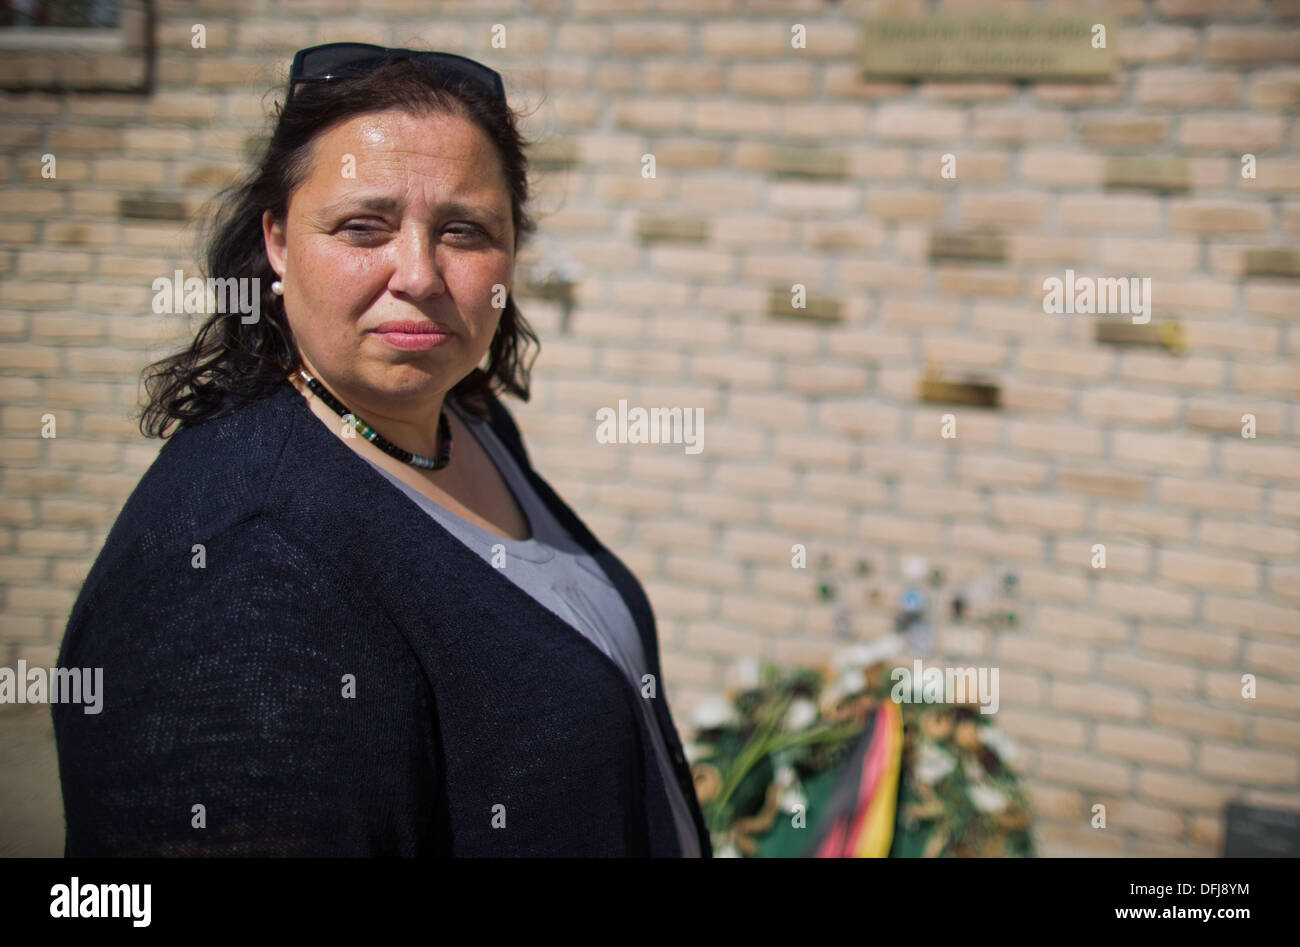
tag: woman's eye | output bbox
[447,224,486,240]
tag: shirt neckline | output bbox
[367,396,556,564]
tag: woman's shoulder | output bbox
[96,380,304,568]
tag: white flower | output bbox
[969,783,1008,814]
[783,698,818,731]
[901,555,928,582]
[691,696,737,730]
[834,637,906,675]
[979,725,1020,767]
[915,741,956,785]
[716,841,743,858]
[681,741,711,765]
[733,656,760,688]
[779,786,808,814]
[836,668,865,696]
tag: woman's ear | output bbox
[262,209,287,279]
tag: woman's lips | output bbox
[371,321,454,351]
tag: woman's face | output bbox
[263,107,515,411]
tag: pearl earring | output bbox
[271,280,284,296]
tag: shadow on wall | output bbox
[0,705,64,856]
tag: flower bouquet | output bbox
[688,643,1035,858]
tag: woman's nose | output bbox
[387,229,444,300]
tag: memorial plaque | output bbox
[1104,157,1191,194]
[1244,248,1300,279]
[768,290,843,323]
[1224,802,1300,858]
[929,231,1008,264]
[769,147,847,181]
[526,139,579,171]
[860,16,1116,81]
[636,216,708,244]
[918,377,1001,408]
[1095,320,1185,354]
[119,196,188,221]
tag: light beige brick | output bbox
[680,621,766,658]
[1207,26,1300,63]
[1199,519,1300,557]
[1101,798,1188,839]
[973,108,1068,143]
[1207,597,1298,641]
[1254,716,1300,749]
[1252,69,1300,110]
[1112,430,1213,471]
[1201,671,1294,712]
[1136,69,1242,107]
[996,709,1088,749]
[1245,640,1300,678]
[1271,489,1300,522]
[1099,651,1200,694]
[875,104,964,142]
[1137,770,1238,811]
[1235,363,1300,396]
[992,495,1086,532]
[998,636,1094,677]
[1223,443,1300,481]
[1020,150,1103,187]
[1060,194,1161,231]
[1057,538,1150,576]
[1096,579,1196,619]
[699,21,791,57]
[1058,469,1149,501]
[1078,114,1169,147]
[1037,748,1131,792]
[1119,353,1226,389]
[1181,115,1286,150]
[1170,199,1271,233]
[957,454,1048,488]
[1139,624,1239,665]
[1008,421,1104,457]
[1200,743,1299,785]
[1160,549,1259,592]
[1080,388,1179,425]
[896,482,981,517]
[1034,605,1129,644]
[1051,681,1144,720]
[1245,284,1300,319]
[1150,697,1247,740]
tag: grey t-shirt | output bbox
[359,396,702,857]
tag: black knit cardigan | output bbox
[53,377,712,857]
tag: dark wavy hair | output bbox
[139,55,540,438]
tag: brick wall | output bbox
[2,0,1298,856]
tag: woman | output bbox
[53,44,711,857]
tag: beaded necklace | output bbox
[296,368,452,470]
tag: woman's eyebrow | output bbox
[440,201,506,226]
[317,196,403,218]
[315,196,504,226]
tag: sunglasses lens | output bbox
[296,43,389,80]
[422,54,499,94]
[290,45,505,101]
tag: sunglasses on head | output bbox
[286,43,507,104]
